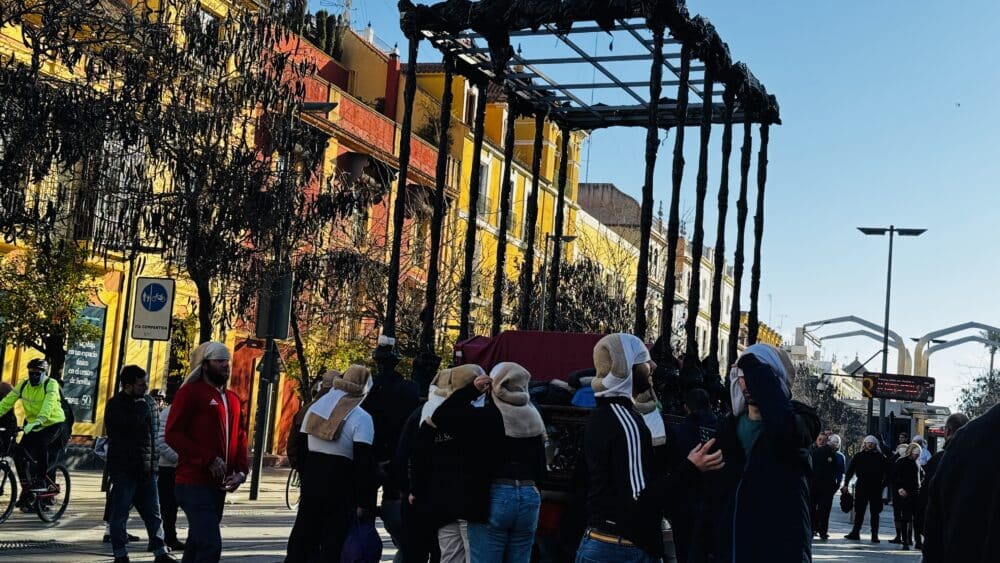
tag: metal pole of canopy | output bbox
[458,80,489,342]
[707,87,736,380]
[382,35,420,352]
[747,122,770,345]
[727,116,754,366]
[684,65,715,362]
[517,113,546,329]
[659,47,691,355]
[413,55,455,393]
[633,25,665,339]
[491,89,518,336]
[544,128,571,330]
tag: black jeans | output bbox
[16,424,61,488]
[811,485,836,536]
[286,452,355,563]
[158,466,180,542]
[109,471,167,558]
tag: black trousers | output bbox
[158,466,180,542]
[286,452,354,563]
[16,424,61,487]
[811,486,836,536]
[398,497,441,563]
[851,487,883,533]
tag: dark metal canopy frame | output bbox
[378,0,781,395]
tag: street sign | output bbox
[131,277,175,341]
[872,373,936,403]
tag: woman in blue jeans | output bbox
[433,362,547,563]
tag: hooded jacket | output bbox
[701,352,820,563]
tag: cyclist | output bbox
[0,358,66,510]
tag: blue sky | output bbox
[321,0,1000,410]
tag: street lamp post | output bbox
[539,233,576,331]
[858,225,926,441]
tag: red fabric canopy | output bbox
[453,330,605,382]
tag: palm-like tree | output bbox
[984,329,1000,380]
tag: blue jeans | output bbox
[575,536,660,563]
[176,484,226,563]
[109,472,167,558]
[469,484,540,563]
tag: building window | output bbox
[464,86,479,125]
[477,163,491,220]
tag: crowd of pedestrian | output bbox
[3,333,997,563]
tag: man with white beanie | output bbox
[165,342,249,563]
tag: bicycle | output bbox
[0,426,71,524]
[285,467,301,510]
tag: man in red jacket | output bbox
[166,341,249,563]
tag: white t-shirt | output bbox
[302,405,374,459]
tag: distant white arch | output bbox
[802,315,912,374]
[914,322,1000,376]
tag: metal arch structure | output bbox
[802,316,912,374]
[819,329,887,347]
[914,322,1000,376]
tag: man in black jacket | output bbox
[367,342,420,545]
[843,435,888,542]
[105,365,176,563]
[922,406,995,563]
[810,436,839,540]
[667,388,718,562]
[579,334,723,562]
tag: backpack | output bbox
[18,378,74,434]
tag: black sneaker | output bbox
[844,533,861,540]
[166,539,186,551]
[113,557,131,563]
[154,554,179,563]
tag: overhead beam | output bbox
[545,24,648,108]
[518,53,682,65]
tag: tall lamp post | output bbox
[538,233,576,331]
[858,225,926,441]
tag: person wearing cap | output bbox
[577,334,723,563]
[843,435,889,542]
[156,376,185,552]
[165,342,249,563]
[285,364,377,562]
[0,358,66,510]
[709,344,820,563]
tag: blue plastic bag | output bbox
[341,517,383,563]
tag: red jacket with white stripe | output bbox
[165,379,249,486]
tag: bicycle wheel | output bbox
[35,464,70,523]
[285,469,301,511]
[0,463,16,524]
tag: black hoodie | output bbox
[698,356,820,563]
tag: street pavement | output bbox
[0,468,396,562]
[0,468,921,562]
